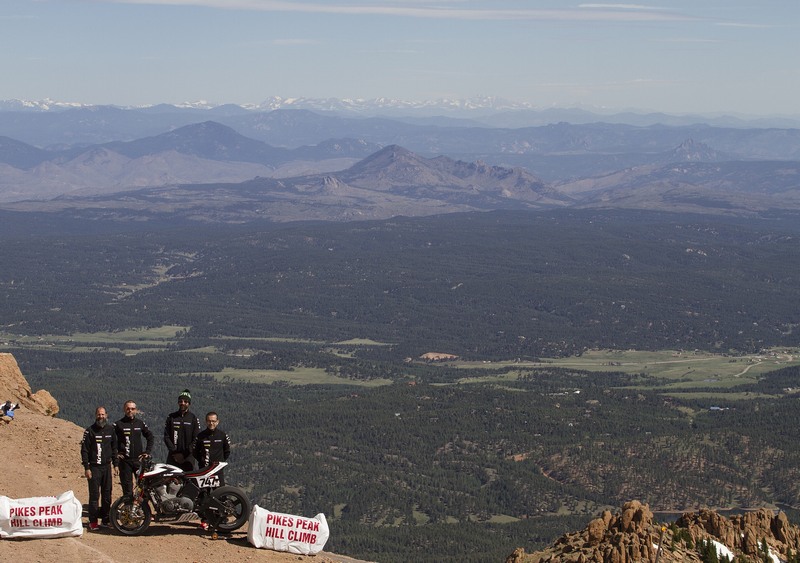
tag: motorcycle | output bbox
[109,458,251,536]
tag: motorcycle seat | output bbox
[183,461,223,478]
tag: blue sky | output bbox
[1,1,798,116]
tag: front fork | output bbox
[132,481,148,511]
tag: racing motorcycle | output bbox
[109,458,251,535]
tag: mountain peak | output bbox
[163,120,243,140]
[103,120,279,163]
[364,144,415,161]
[341,144,426,178]
[671,137,719,161]
[335,145,568,208]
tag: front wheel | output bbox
[208,486,251,532]
[109,496,152,535]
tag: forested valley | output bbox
[2,208,799,357]
[3,207,800,562]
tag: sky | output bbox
[1,1,798,116]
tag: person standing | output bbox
[80,406,117,530]
[164,389,200,471]
[114,400,154,497]
[193,411,231,485]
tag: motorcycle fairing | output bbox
[141,463,184,478]
[183,461,228,489]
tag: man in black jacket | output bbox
[193,411,231,485]
[81,406,117,530]
[163,389,200,471]
[114,400,154,497]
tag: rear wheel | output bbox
[109,496,152,535]
[208,486,251,531]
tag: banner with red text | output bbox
[247,505,329,554]
[0,490,83,539]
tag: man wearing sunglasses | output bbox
[114,400,154,497]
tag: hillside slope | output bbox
[0,354,367,563]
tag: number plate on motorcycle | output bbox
[195,475,220,488]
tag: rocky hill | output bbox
[0,352,58,416]
[0,353,366,563]
[507,500,800,563]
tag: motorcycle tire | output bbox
[109,496,152,536]
[209,486,251,532]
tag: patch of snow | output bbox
[711,539,735,561]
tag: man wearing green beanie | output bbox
[163,389,200,471]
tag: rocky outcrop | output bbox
[0,352,59,416]
[508,500,800,563]
[677,507,800,560]
[515,501,671,563]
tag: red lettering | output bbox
[10,506,36,517]
[295,518,320,532]
[38,505,63,516]
[288,530,317,543]
[31,517,63,527]
[265,513,292,526]
[269,514,292,527]
[263,526,285,539]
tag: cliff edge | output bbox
[0,352,59,416]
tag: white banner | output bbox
[0,490,83,539]
[247,505,329,555]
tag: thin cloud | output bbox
[715,22,775,29]
[271,38,318,46]
[658,37,722,44]
[95,1,698,22]
[538,78,681,89]
[356,49,423,55]
[578,4,667,10]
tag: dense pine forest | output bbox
[3,207,800,561]
[2,208,799,357]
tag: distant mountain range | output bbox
[2,139,799,222]
[3,96,800,128]
[0,144,571,222]
[1,101,799,221]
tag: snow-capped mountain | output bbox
[0,96,535,115]
[245,95,535,115]
[0,98,93,112]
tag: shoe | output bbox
[101,521,111,528]
[89,522,100,531]
[199,521,209,531]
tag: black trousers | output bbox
[87,464,112,524]
[118,459,140,497]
